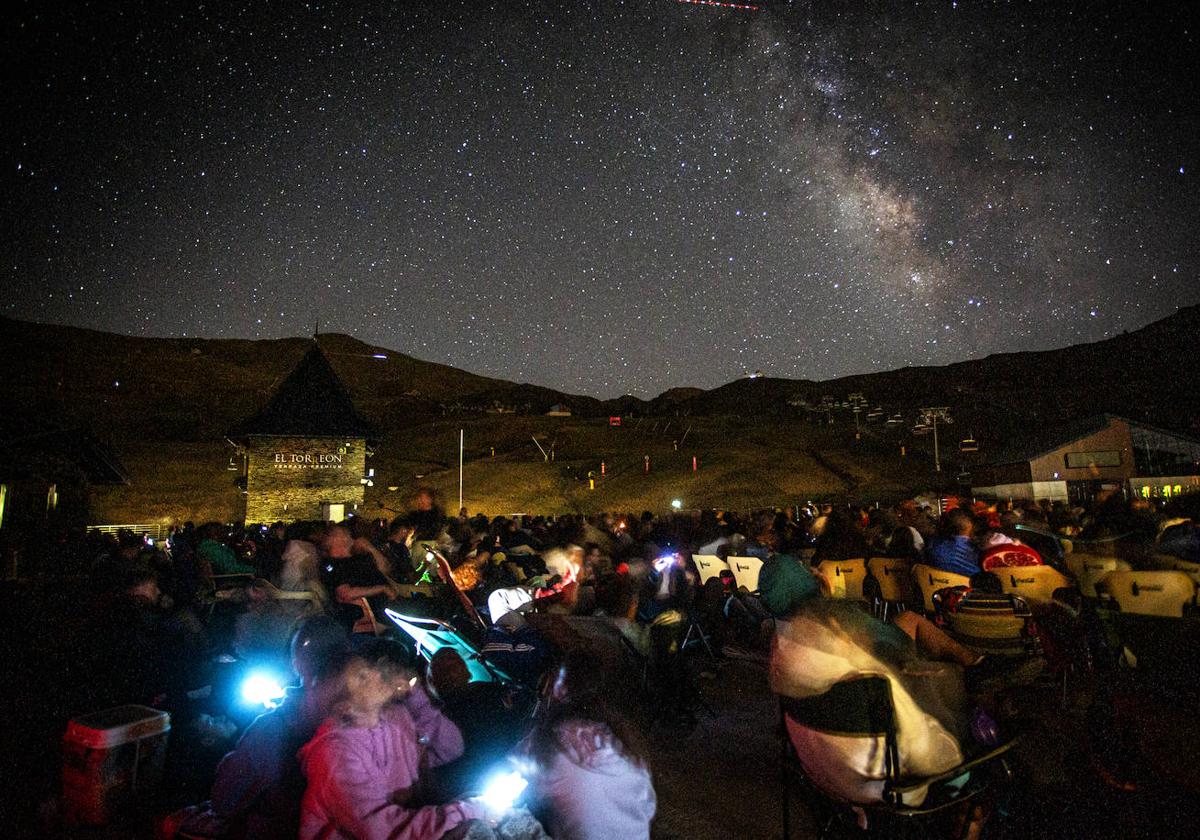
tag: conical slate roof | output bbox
[228,344,377,440]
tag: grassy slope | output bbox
[7,306,1197,523]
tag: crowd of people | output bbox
[6,484,1199,838]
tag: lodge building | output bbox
[971,414,1200,505]
[228,345,377,523]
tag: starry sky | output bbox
[4,1,1197,397]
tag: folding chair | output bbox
[383,609,518,686]
[997,566,1074,605]
[352,597,384,636]
[1097,571,1197,618]
[691,554,730,587]
[727,555,764,593]
[867,558,916,620]
[1065,555,1131,598]
[911,564,972,614]
[815,559,867,601]
[779,676,1018,840]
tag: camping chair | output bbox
[383,609,519,687]
[867,558,916,620]
[691,554,730,587]
[815,559,868,601]
[911,564,972,614]
[779,676,1017,840]
[1096,571,1197,618]
[727,555,765,593]
[997,566,1074,606]
[1065,555,1132,598]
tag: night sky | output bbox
[4,1,1197,397]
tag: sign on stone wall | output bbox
[271,449,348,469]
[245,437,367,523]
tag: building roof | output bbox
[980,414,1114,467]
[0,427,130,485]
[228,344,378,440]
[980,413,1199,467]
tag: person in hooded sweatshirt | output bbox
[298,641,488,840]
[521,650,657,840]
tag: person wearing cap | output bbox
[207,616,352,839]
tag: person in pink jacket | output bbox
[298,644,488,839]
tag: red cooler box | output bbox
[62,704,170,825]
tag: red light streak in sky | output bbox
[675,0,761,11]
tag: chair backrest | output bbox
[780,675,895,736]
[1065,555,1132,597]
[780,676,899,789]
[1098,571,1196,618]
[727,556,764,593]
[867,558,917,604]
[911,564,972,613]
[1149,555,1200,584]
[997,565,1074,604]
[980,543,1044,572]
[815,559,867,600]
[352,597,382,635]
[691,554,730,586]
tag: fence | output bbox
[85,523,170,541]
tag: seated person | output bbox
[299,641,489,839]
[277,539,324,596]
[925,509,983,577]
[763,556,979,810]
[520,651,656,840]
[426,648,531,797]
[480,602,552,689]
[199,522,256,576]
[385,516,417,583]
[595,574,682,660]
[208,616,351,839]
[319,525,399,630]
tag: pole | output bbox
[932,414,941,473]
[458,429,464,511]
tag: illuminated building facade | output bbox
[229,345,377,523]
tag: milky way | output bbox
[4,1,1197,396]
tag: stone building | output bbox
[228,345,377,523]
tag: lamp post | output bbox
[917,407,953,473]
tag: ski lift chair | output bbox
[779,676,1018,840]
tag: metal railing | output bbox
[86,523,169,540]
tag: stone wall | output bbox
[244,436,366,523]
